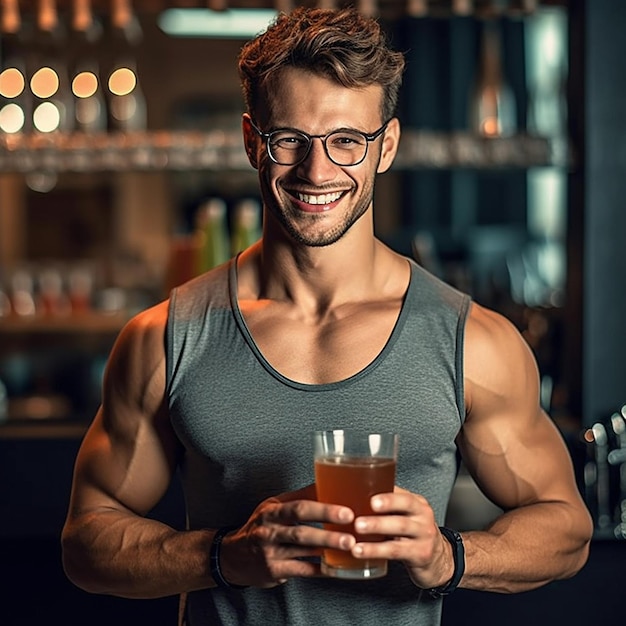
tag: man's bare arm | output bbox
[61,301,216,598]
[457,303,593,593]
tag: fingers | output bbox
[250,487,448,590]
[229,490,360,586]
[345,491,448,588]
[253,512,355,553]
[236,487,436,587]
[265,491,355,528]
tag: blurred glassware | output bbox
[468,19,517,137]
[0,0,31,134]
[70,0,107,133]
[195,197,230,273]
[525,6,567,137]
[231,197,261,256]
[9,267,36,316]
[106,0,146,132]
[29,0,74,134]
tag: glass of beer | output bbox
[313,429,398,580]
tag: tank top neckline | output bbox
[227,254,415,391]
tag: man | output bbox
[61,8,592,626]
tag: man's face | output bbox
[245,68,399,248]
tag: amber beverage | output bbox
[313,430,398,580]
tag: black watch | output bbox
[425,527,465,598]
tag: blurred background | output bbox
[1,0,625,624]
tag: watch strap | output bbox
[426,526,465,598]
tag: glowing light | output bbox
[0,102,25,133]
[0,67,25,98]
[33,101,61,132]
[108,67,136,96]
[481,117,499,136]
[158,8,277,39]
[72,71,99,98]
[31,67,60,99]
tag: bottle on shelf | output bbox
[0,0,31,134]
[468,19,516,137]
[70,0,107,133]
[9,268,36,317]
[525,6,567,137]
[37,266,73,316]
[452,0,473,16]
[231,198,262,256]
[29,0,74,134]
[106,0,146,132]
[406,0,427,18]
[195,198,230,274]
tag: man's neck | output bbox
[237,236,406,321]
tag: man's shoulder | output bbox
[169,261,232,312]
[408,259,471,314]
[116,300,169,349]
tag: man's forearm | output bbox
[459,501,592,594]
[62,510,215,599]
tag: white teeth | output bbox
[297,192,343,205]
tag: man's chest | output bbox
[239,298,404,385]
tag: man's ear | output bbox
[377,117,401,174]
[242,113,259,169]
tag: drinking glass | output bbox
[313,429,398,579]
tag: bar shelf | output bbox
[0,129,569,173]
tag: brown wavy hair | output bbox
[238,7,405,122]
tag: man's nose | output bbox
[297,137,338,183]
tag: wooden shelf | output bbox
[0,312,129,334]
[395,131,570,170]
[0,420,88,440]
[0,130,570,174]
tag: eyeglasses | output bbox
[249,119,390,167]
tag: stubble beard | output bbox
[264,178,376,248]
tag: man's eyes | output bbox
[331,134,363,146]
[273,135,307,148]
[271,132,365,149]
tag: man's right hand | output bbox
[218,484,356,588]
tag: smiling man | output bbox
[61,8,592,626]
[243,68,397,248]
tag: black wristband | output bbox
[209,526,248,590]
[426,526,465,598]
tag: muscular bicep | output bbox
[67,301,181,518]
[460,304,579,512]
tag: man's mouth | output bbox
[295,191,344,206]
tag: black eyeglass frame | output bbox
[248,118,392,167]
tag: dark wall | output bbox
[583,0,626,425]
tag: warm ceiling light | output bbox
[157,8,277,39]
[33,101,61,133]
[72,71,99,99]
[0,67,25,99]
[108,68,137,97]
[31,67,59,99]
[0,102,25,133]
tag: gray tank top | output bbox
[166,256,470,626]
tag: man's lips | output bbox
[288,190,346,213]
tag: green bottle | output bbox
[196,198,230,274]
[231,198,261,256]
